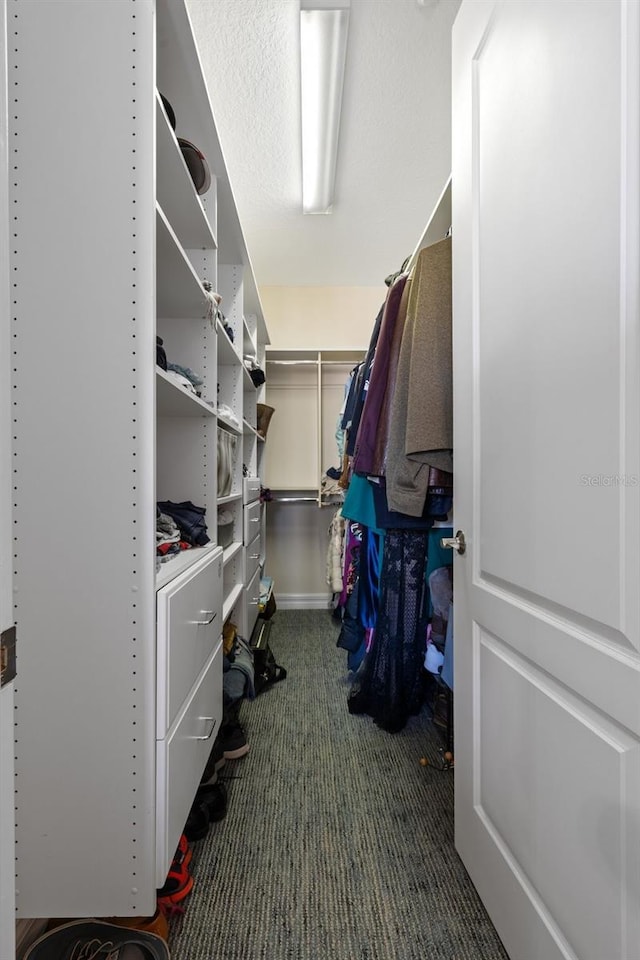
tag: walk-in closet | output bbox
[2,2,639,959]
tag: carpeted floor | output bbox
[168,609,509,960]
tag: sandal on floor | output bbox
[23,919,170,959]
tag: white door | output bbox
[0,3,16,958]
[452,2,640,959]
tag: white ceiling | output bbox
[186,0,461,288]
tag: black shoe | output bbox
[184,798,210,841]
[24,920,169,959]
[200,732,226,784]
[221,722,249,759]
[196,782,228,822]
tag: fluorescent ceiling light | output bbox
[300,0,350,215]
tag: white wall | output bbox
[261,285,383,605]
[260,285,384,351]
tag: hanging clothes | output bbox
[352,272,409,477]
[326,508,346,595]
[345,303,385,458]
[347,529,430,733]
[387,237,453,516]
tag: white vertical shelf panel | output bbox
[156,417,216,515]
[0,4,15,951]
[11,0,156,917]
[218,263,244,346]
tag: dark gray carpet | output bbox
[169,610,508,960]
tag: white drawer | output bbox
[156,640,223,883]
[243,499,262,543]
[243,476,261,503]
[244,532,261,584]
[244,565,261,638]
[156,546,223,737]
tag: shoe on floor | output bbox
[157,857,194,909]
[221,722,249,759]
[200,732,225,784]
[103,907,169,942]
[174,832,192,868]
[196,781,228,822]
[24,919,170,959]
[183,799,210,842]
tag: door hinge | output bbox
[1,626,17,687]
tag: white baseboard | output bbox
[277,593,332,610]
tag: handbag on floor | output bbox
[251,617,286,695]
[253,641,287,695]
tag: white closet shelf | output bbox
[243,419,260,438]
[217,320,241,365]
[222,541,243,566]
[156,205,210,319]
[155,542,219,592]
[155,92,217,251]
[217,493,242,506]
[217,414,242,435]
[242,366,255,389]
[223,583,243,622]
[156,368,216,417]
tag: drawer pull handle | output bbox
[191,610,217,625]
[192,717,217,741]
[250,554,260,560]
[251,596,260,603]
[250,517,260,523]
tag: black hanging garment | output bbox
[347,529,429,733]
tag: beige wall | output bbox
[261,285,384,605]
[261,285,384,350]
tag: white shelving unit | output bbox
[9,0,268,920]
[264,350,364,502]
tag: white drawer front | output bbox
[156,641,223,883]
[156,547,223,737]
[245,565,261,638]
[243,499,262,543]
[244,532,261,585]
[243,476,261,503]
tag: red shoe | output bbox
[157,859,193,908]
[175,832,192,869]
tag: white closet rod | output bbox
[266,359,358,366]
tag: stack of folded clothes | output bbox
[157,500,210,547]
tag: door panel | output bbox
[0,3,15,957]
[475,1,634,635]
[477,632,639,960]
[453,2,640,958]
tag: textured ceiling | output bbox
[186,0,461,287]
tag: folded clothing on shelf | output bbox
[157,500,210,546]
[164,370,197,395]
[217,403,239,426]
[166,362,204,392]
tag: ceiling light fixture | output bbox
[300,0,350,215]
